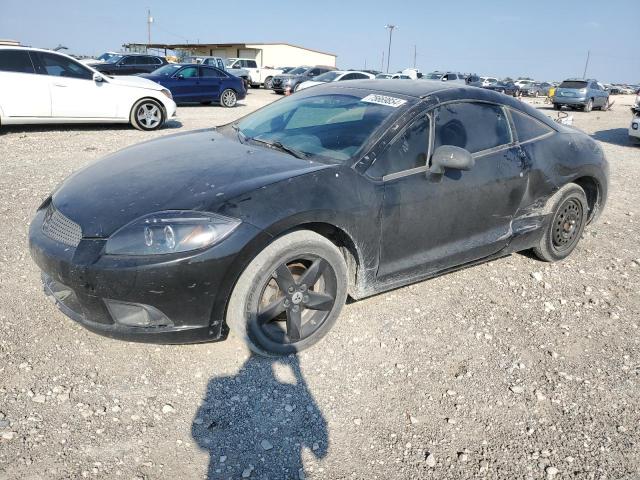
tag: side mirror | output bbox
[429,145,474,175]
[177,74,184,79]
[93,73,104,82]
[442,77,448,81]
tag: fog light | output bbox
[633,122,638,130]
[105,300,173,328]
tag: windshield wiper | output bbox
[247,136,309,159]
[231,123,247,144]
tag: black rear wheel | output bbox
[533,184,588,262]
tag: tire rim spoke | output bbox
[298,258,327,288]
[257,298,286,324]
[273,264,295,292]
[286,307,303,341]
[305,292,334,311]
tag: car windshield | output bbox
[103,54,123,63]
[559,80,588,89]
[236,92,409,163]
[288,67,308,75]
[96,52,119,62]
[151,64,183,76]
[314,71,341,82]
[425,73,443,80]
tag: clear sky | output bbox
[1,0,638,84]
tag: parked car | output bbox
[297,70,375,91]
[79,51,120,65]
[482,81,520,96]
[0,46,176,130]
[423,71,466,84]
[479,76,498,86]
[376,73,411,79]
[29,80,608,355]
[225,58,283,89]
[520,82,553,97]
[270,65,336,94]
[630,98,640,143]
[140,64,245,107]
[89,53,168,75]
[186,56,227,71]
[514,79,535,89]
[553,79,609,112]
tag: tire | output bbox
[553,104,562,111]
[584,99,593,113]
[226,230,348,356]
[264,77,273,89]
[534,91,539,98]
[220,89,237,108]
[130,98,165,131]
[532,183,588,262]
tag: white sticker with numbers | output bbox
[361,94,407,108]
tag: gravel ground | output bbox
[0,89,639,480]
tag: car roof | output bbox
[316,79,459,98]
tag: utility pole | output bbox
[413,44,417,68]
[582,50,590,79]
[381,50,384,73]
[147,9,153,48]
[384,24,397,73]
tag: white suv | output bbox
[0,46,177,131]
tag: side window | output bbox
[340,73,356,81]
[510,110,554,143]
[177,66,199,78]
[121,56,139,65]
[151,57,163,65]
[434,102,511,153]
[367,115,430,179]
[36,52,92,80]
[446,73,457,81]
[201,67,223,78]
[246,60,258,68]
[0,49,35,74]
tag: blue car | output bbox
[141,64,246,107]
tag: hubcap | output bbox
[256,256,336,344]
[552,198,583,252]
[136,103,161,128]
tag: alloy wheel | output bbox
[221,89,237,107]
[136,103,161,129]
[256,256,337,344]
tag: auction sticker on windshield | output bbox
[361,94,407,108]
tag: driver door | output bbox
[374,101,527,282]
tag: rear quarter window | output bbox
[510,110,554,143]
[0,50,35,74]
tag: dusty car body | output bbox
[29,80,609,355]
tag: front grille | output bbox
[42,204,82,247]
[272,78,282,87]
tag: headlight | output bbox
[105,211,241,255]
[161,88,173,100]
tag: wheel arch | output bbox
[129,96,167,119]
[571,175,602,223]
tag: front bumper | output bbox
[28,206,265,344]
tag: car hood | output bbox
[107,75,164,90]
[274,74,303,80]
[52,129,332,237]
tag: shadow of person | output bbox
[192,355,328,479]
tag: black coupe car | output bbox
[29,80,609,356]
[481,81,520,97]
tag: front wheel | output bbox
[130,98,165,131]
[264,77,273,89]
[226,231,348,356]
[220,89,238,108]
[533,183,588,262]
